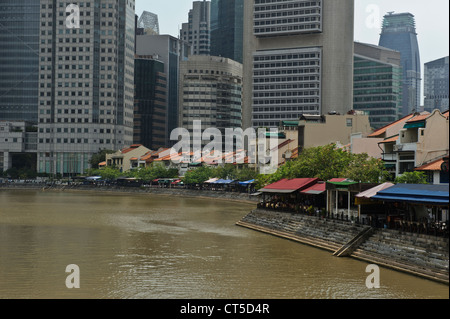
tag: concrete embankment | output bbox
[237,209,449,285]
[0,184,259,204]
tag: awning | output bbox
[355,182,395,205]
[213,179,234,184]
[204,178,219,184]
[372,184,449,206]
[86,176,102,180]
[404,122,425,129]
[239,179,255,185]
[259,178,320,194]
[300,182,326,195]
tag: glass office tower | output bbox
[210,0,243,64]
[379,12,421,117]
[0,0,40,123]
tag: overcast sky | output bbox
[136,0,450,103]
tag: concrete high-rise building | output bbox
[353,42,403,129]
[37,0,136,176]
[210,0,244,64]
[179,55,243,149]
[0,0,40,123]
[424,56,449,113]
[134,56,167,150]
[243,0,355,129]
[180,0,211,56]
[379,12,421,117]
[136,35,191,145]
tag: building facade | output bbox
[243,0,355,129]
[353,42,403,129]
[178,55,243,150]
[0,0,40,124]
[379,12,421,117]
[424,56,449,113]
[210,0,243,64]
[37,0,136,176]
[180,0,211,56]
[134,56,167,150]
[136,35,191,145]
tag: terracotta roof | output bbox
[443,110,449,119]
[406,113,430,123]
[271,139,294,152]
[121,144,143,154]
[98,161,106,166]
[368,114,416,137]
[379,135,399,144]
[130,157,138,161]
[415,158,445,171]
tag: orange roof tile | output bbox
[121,144,143,154]
[406,113,430,123]
[99,161,106,166]
[368,114,416,137]
[415,158,445,171]
[379,135,399,144]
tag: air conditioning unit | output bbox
[393,144,403,152]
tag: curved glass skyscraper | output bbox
[379,12,421,117]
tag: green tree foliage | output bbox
[257,144,390,188]
[394,171,428,184]
[183,166,214,185]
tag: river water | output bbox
[0,189,448,299]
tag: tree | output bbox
[342,153,391,183]
[395,171,428,184]
[263,144,390,186]
[183,166,214,185]
[89,149,115,169]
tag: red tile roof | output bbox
[368,114,416,137]
[415,158,445,171]
[406,113,430,123]
[379,135,399,144]
[262,178,319,192]
[121,144,143,154]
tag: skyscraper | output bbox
[134,56,167,150]
[180,0,211,56]
[178,55,243,149]
[136,35,191,146]
[210,0,244,63]
[242,0,355,129]
[37,0,136,176]
[353,42,403,129]
[379,12,421,117]
[137,11,159,35]
[424,56,449,113]
[0,0,40,123]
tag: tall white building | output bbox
[180,0,211,56]
[37,0,135,175]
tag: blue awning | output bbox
[212,179,234,184]
[372,184,449,206]
[239,179,255,185]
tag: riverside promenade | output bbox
[237,209,449,285]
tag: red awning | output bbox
[300,182,326,195]
[260,178,320,194]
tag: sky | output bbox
[135,0,450,103]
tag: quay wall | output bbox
[237,209,449,285]
[0,183,259,203]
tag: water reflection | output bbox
[0,190,448,299]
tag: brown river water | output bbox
[0,189,448,299]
